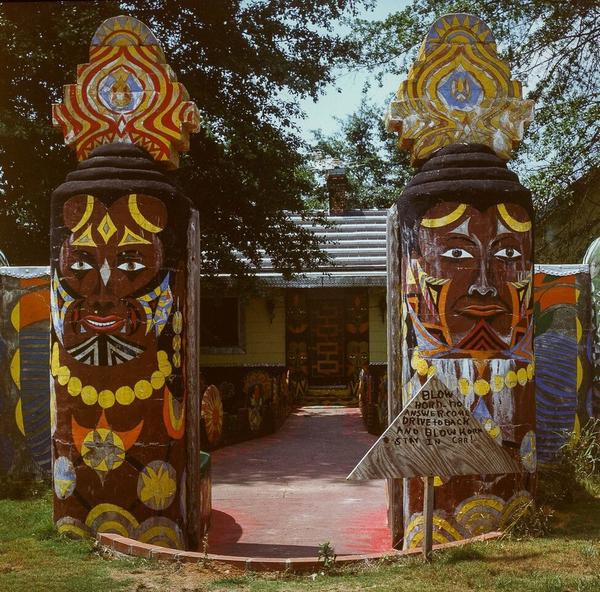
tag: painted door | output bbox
[308,293,346,386]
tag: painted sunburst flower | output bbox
[138,461,177,510]
[201,385,223,445]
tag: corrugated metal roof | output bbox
[0,266,50,279]
[534,264,589,276]
[253,209,388,286]
[252,271,387,288]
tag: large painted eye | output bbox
[441,248,473,259]
[70,260,93,272]
[495,247,521,260]
[117,261,146,272]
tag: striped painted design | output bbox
[535,331,578,464]
[19,326,51,472]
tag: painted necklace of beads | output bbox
[51,342,172,408]
[409,349,535,397]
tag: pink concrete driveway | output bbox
[207,406,390,558]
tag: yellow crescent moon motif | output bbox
[128,194,163,233]
[497,203,531,232]
[421,203,467,228]
[70,195,95,232]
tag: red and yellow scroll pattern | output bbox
[52,15,200,169]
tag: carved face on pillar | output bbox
[50,10,202,549]
[50,190,183,480]
[54,194,172,367]
[51,182,188,547]
[405,201,533,358]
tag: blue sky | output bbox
[297,0,409,141]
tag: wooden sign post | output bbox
[422,476,434,561]
[348,375,521,560]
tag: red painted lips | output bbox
[458,304,507,317]
[82,315,125,333]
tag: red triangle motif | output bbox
[454,320,507,351]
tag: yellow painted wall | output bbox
[199,290,286,366]
[200,287,388,367]
[369,287,387,363]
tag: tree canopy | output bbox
[314,0,600,212]
[0,0,367,272]
[3,1,597,269]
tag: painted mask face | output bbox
[408,202,532,357]
[54,194,171,365]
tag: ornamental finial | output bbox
[52,15,200,169]
[385,13,533,164]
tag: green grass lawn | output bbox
[0,489,139,592]
[0,485,599,592]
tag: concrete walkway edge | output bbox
[97,531,503,572]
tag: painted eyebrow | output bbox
[443,234,477,245]
[490,235,521,248]
[117,250,143,258]
[72,249,95,259]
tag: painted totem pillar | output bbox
[0,267,52,480]
[583,240,600,419]
[385,14,536,548]
[533,265,595,464]
[50,16,202,549]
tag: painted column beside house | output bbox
[385,14,536,548]
[0,268,52,481]
[533,264,595,464]
[50,16,203,549]
[583,240,600,419]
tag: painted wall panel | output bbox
[200,292,286,367]
[369,287,387,364]
[533,266,595,464]
[0,268,52,480]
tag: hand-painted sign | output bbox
[348,375,521,480]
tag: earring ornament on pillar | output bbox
[172,298,182,368]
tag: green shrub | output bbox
[502,500,554,539]
[317,541,336,570]
[0,475,50,500]
[537,466,576,507]
[537,418,600,505]
[561,418,600,484]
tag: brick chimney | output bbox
[326,164,348,214]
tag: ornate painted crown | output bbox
[385,13,533,164]
[52,15,200,169]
